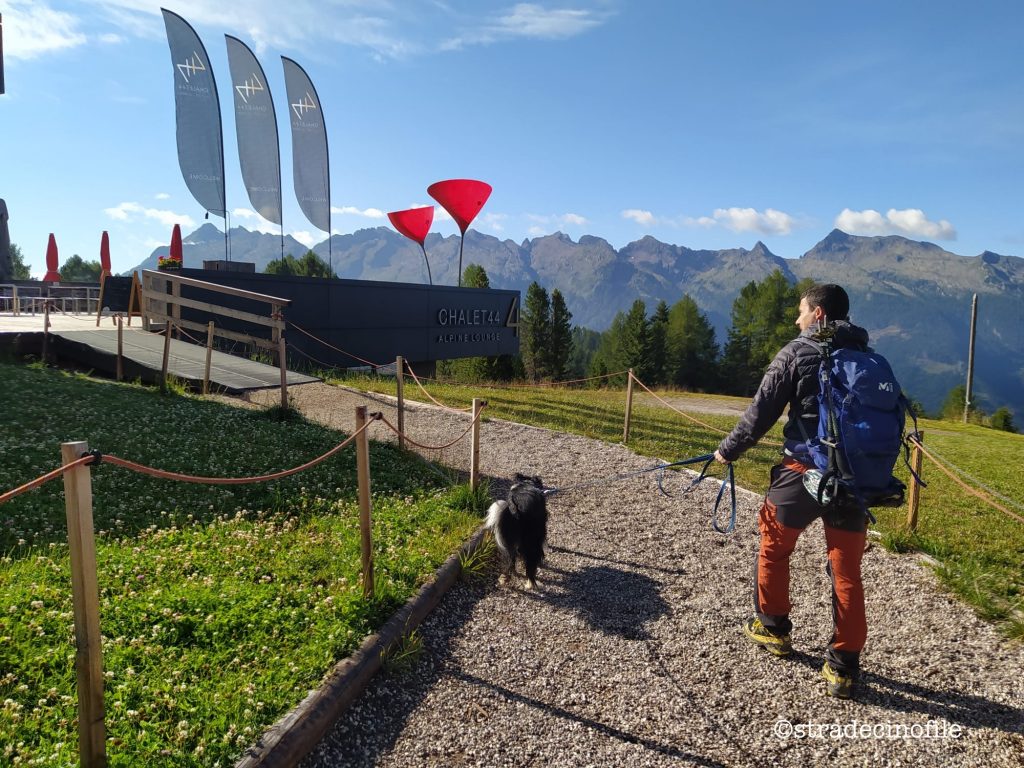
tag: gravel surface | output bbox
[249,383,1024,768]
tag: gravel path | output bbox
[249,383,1024,768]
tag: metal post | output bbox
[115,316,123,382]
[964,293,978,423]
[396,356,405,451]
[906,432,924,531]
[61,441,107,768]
[470,398,484,491]
[355,406,374,598]
[623,368,635,443]
[203,321,214,395]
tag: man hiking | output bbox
[714,283,869,699]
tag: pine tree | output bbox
[448,264,496,381]
[547,289,574,380]
[620,299,651,381]
[569,326,602,378]
[648,300,670,385]
[520,282,551,381]
[666,295,718,390]
[720,272,809,396]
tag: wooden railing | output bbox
[140,270,291,408]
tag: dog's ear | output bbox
[530,475,544,489]
[513,472,530,483]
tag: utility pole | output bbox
[964,293,978,424]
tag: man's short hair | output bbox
[801,283,850,321]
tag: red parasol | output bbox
[388,206,435,285]
[427,179,492,286]
[169,224,183,263]
[100,231,112,277]
[43,233,60,282]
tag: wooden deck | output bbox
[0,312,318,392]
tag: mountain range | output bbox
[135,226,1024,418]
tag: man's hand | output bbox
[714,450,730,465]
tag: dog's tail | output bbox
[484,500,508,530]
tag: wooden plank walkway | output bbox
[0,313,318,392]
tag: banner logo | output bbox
[291,91,317,120]
[234,72,265,103]
[176,50,207,83]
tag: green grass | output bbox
[336,372,1024,639]
[0,361,483,767]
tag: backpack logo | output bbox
[878,381,894,392]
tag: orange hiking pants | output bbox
[755,461,867,673]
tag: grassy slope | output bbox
[0,362,483,767]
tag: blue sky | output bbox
[2,0,1022,275]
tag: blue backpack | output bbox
[796,334,919,520]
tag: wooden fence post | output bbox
[355,407,374,598]
[41,300,51,363]
[470,398,484,491]
[278,332,288,411]
[395,356,405,451]
[61,441,107,768]
[115,316,123,382]
[906,432,924,531]
[203,321,214,395]
[160,321,172,393]
[623,368,635,444]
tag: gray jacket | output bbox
[716,321,870,463]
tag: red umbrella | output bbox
[169,224,183,263]
[43,233,60,282]
[427,179,492,286]
[100,231,112,277]
[387,206,435,285]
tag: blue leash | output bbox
[543,452,738,535]
[654,454,737,534]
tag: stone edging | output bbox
[234,527,488,768]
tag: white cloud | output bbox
[154,192,171,200]
[622,209,656,226]
[480,213,508,232]
[835,208,956,240]
[230,207,280,233]
[291,230,316,247]
[330,205,386,219]
[2,1,87,59]
[710,207,794,235]
[98,32,123,44]
[93,0,416,60]
[527,225,547,236]
[103,201,195,229]
[441,2,610,50]
[526,212,589,229]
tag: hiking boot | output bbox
[822,661,855,699]
[742,617,792,656]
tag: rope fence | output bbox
[908,434,1024,526]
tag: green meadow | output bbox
[0,361,485,767]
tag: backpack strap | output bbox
[791,336,825,446]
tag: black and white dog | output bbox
[484,474,549,590]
